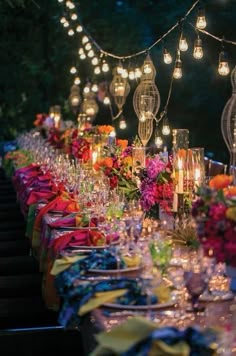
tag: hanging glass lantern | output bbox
[133,54,160,146]
[221,65,236,183]
[69,85,81,107]
[109,68,130,113]
[82,92,99,119]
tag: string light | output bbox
[78,48,84,55]
[94,66,101,74]
[121,68,128,78]
[161,115,171,135]
[88,49,95,58]
[70,66,77,74]
[91,83,98,92]
[85,43,92,51]
[80,53,86,60]
[179,34,188,51]
[155,131,163,147]
[82,36,89,44]
[193,36,203,59]
[58,0,64,2]
[63,21,69,28]
[119,118,127,129]
[163,48,172,64]
[103,96,111,104]
[83,83,91,94]
[173,50,182,79]
[102,61,109,72]
[75,25,82,33]
[68,29,75,36]
[74,77,81,85]
[60,17,66,24]
[134,67,142,78]
[71,13,78,21]
[128,70,135,80]
[218,50,230,76]
[196,7,207,30]
[91,57,99,65]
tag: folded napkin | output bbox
[56,277,169,328]
[51,255,86,275]
[91,317,218,356]
[26,189,56,206]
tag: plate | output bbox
[103,300,175,310]
[199,291,234,302]
[88,266,141,274]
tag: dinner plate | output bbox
[199,291,234,302]
[103,300,175,310]
[88,266,141,274]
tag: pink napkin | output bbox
[26,190,57,206]
[49,229,89,255]
[49,213,77,228]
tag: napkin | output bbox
[51,255,86,275]
[91,317,217,356]
[26,189,56,206]
[56,278,170,328]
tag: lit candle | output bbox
[54,115,60,129]
[115,84,125,96]
[177,157,184,194]
[173,192,178,212]
[194,167,201,188]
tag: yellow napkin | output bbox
[122,255,141,268]
[90,316,190,356]
[153,282,171,303]
[79,289,127,316]
[50,255,86,275]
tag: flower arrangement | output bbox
[192,174,236,266]
[93,140,139,199]
[138,154,173,218]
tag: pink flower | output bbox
[146,155,166,179]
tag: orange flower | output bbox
[103,157,113,168]
[94,157,113,170]
[116,139,128,150]
[209,174,233,189]
[123,156,132,166]
[97,125,114,134]
[224,186,236,197]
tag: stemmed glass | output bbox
[183,254,208,313]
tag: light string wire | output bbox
[67,0,201,60]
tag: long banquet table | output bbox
[9,162,236,355]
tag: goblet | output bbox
[184,267,207,313]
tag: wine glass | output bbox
[184,261,207,313]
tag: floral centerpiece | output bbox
[192,174,236,267]
[138,154,173,218]
[93,139,139,199]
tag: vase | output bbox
[225,265,236,293]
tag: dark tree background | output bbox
[0,0,236,163]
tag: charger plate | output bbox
[103,300,175,310]
[199,291,234,302]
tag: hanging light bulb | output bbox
[94,66,101,75]
[91,83,98,92]
[74,77,81,85]
[128,70,135,80]
[119,118,127,129]
[102,61,109,73]
[76,25,83,32]
[103,96,110,105]
[60,17,66,24]
[68,29,75,36]
[163,48,172,64]
[82,36,89,44]
[155,135,163,148]
[117,63,123,75]
[193,36,203,59]
[121,68,128,79]
[80,53,86,60]
[139,113,146,122]
[173,51,182,79]
[88,50,95,58]
[85,43,92,51]
[179,35,188,51]
[161,115,171,136]
[134,67,142,78]
[83,84,90,94]
[78,48,84,55]
[91,57,99,66]
[196,8,207,29]
[70,66,77,74]
[143,63,152,74]
[218,50,230,76]
[58,0,64,2]
[71,13,77,21]
[63,21,69,28]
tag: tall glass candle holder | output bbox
[190,147,205,191]
[132,146,146,178]
[172,129,189,213]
